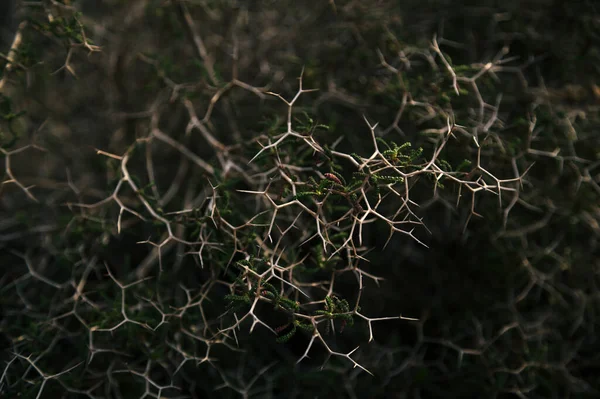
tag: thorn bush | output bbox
[1,1,599,398]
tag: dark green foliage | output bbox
[1,1,599,398]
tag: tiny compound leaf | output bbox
[314,310,331,316]
[325,296,334,312]
[374,175,404,184]
[397,142,411,151]
[225,294,250,303]
[457,159,472,171]
[262,282,278,295]
[351,152,363,164]
[294,191,318,200]
[276,322,297,343]
[278,296,300,312]
[294,319,315,333]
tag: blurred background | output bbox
[1,1,599,398]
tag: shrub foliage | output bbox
[1,0,599,398]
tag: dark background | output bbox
[1,1,599,398]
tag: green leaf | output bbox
[276,323,297,343]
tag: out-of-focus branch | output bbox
[0,21,27,93]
